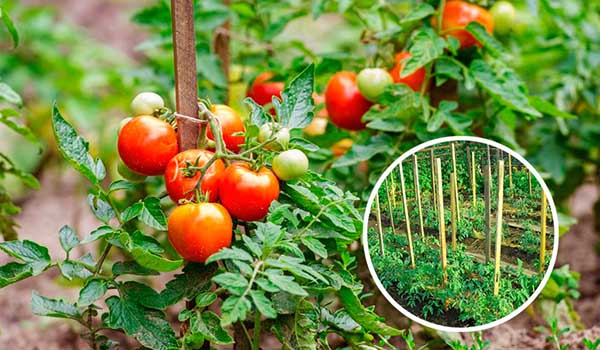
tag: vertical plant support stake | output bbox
[390,170,397,208]
[384,180,396,234]
[375,193,384,255]
[451,143,460,218]
[528,171,532,195]
[450,172,457,250]
[493,160,505,296]
[435,158,447,287]
[484,145,492,262]
[508,154,513,191]
[400,161,415,268]
[540,190,547,272]
[471,151,476,204]
[171,0,200,151]
[430,148,437,214]
[413,154,425,239]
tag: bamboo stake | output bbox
[451,143,460,218]
[540,191,547,272]
[471,150,476,204]
[375,193,384,255]
[484,146,492,263]
[413,154,425,239]
[508,154,513,191]
[528,171,532,195]
[493,160,505,296]
[430,148,437,214]
[435,158,447,287]
[450,172,457,250]
[390,170,397,208]
[171,0,199,151]
[384,180,396,234]
[400,161,416,268]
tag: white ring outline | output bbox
[361,136,560,332]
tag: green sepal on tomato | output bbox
[325,71,373,131]
[164,149,225,203]
[219,163,280,221]
[117,115,178,176]
[167,202,232,263]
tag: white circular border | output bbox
[362,136,560,332]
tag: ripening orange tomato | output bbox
[433,0,494,49]
[389,52,427,92]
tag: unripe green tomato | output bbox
[131,92,165,116]
[117,161,147,183]
[356,68,393,102]
[119,117,132,133]
[258,123,290,150]
[491,1,516,35]
[272,149,309,181]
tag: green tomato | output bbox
[272,149,309,181]
[491,1,516,35]
[258,123,290,150]
[357,68,393,102]
[131,92,164,116]
[117,161,147,183]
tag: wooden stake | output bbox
[471,151,476,205]
[375,193,384,255]
[528,171,532,195]
[435,158,447,287]
[430,148,437,213]
[400,161,416,268]
[390,170,397,208]
[384,180,396,234]
[171,0,199,151]
[493,160,505,296]
[450,172,457,250]
[451,143,460,218]
[508,154,513,191]
[413,154,425,239]
[540,190,547,272]
[484,146,492,263]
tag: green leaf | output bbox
[212,272,249,296]
[470,60,541,117]
[301,236,328,259]
[0,115,38,144]
[52,103,105,184]
[32,291,81,319]
[465,22,504,57]
[265,271,308,296]
[366,118,405,132]
[195,292,217,308]
[205,247,253,264]
[332,134,393,168]
[108,180,139,193]
[189,310,233,345]
[197,53,227,87]
[120,281,167,310]
[112,261,159,276]
[59,260,93,280]
[0,7,19,48]
[81,226,115,244]
[435,57,464,86]
[158,263,217,306]
[0,82,22,106]
[0,240,50,274]
[104,296,178,350]
[0,262,32,288]
[220,295,252,325]
[400,3,435,23]
[121,197,167,230]
[58,225,79,254]
[427,101,458,132]
[263,10,306,40]
[338,287,401,336]
[277,64,315,129]
[528,96,576,119]
[131,247,183,272]
[78,279,108,306]
[88,194,115,224]
[245,98,271,126]
[402,28,447,77]
[272,299,318,350]
[250,289,277,318]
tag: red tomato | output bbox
[117,115,178,176]
[206,104,245,153]
[247,73,284,111]
[219,163,280,221]
[389,52,427,92]
[167,202,232,263]
[434,0,494,49]
[325,72,373,131]
[164,149,225,203]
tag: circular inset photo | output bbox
[363,136,558,331]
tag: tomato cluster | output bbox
[117,92,310,263]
